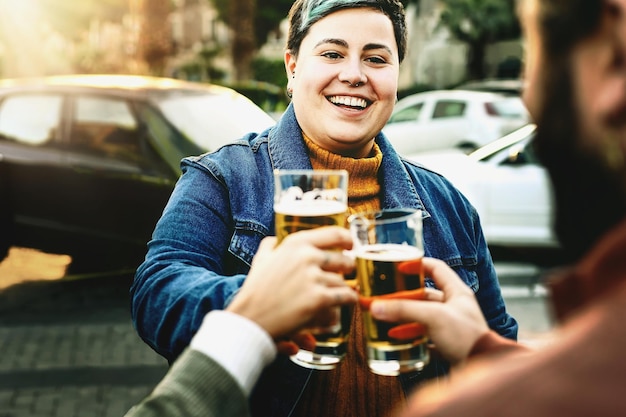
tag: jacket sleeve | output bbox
[125,349,250,417]
[131,162,248,361]
[469,208,519,341]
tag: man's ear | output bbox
[609,0,626,56]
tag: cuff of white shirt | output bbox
[190,310,277,396]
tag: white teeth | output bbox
[329,96,367,109]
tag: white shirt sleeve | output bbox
[190,310,277,396]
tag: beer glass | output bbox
[274,169,350,370]
[348,209,429,376]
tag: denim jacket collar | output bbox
[267,103,428,217]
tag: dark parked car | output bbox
[0,74,275,273]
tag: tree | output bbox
[137,0,173,76]
[211,0,294,81]
[438,0,521,80]
[230,0,256,81]
[209,0,437,82]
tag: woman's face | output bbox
[285,8,400,158]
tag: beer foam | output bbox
[355,244,423,261]
[274,200,347,216]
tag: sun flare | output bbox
[0,0,76,77]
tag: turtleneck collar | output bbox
[302,132,382,214]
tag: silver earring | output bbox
[287,87,293,98]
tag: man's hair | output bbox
[286,0,407,63]
[531,0,625,260]
[530,0,603,129]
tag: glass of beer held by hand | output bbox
[348,209,429,376]
[273,169,350,370]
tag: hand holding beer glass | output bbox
[273,169,350,370]
[348,209,429,376]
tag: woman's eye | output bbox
[366,56,387,64]
[322,51,343,60]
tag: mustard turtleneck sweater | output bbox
[303,133,382,215]
[292,134,405,417]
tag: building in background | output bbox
[0,0,522,89]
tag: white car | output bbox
[407,124,558,248]
[383,90,530,154]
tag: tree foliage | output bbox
[212,0,293,49]
[440,0,520,43]
[137,0,173,75]
[438,0,521,80]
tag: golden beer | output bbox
[274,200,347,243]
[355,243,430,376]
[273,169,350,370]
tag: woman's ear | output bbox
[284,50,297,78]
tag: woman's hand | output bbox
[226,226,357,346]
[369,257,489,365]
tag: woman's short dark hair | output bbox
[286,0,408,63]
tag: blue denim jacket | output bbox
[131,104,518,417]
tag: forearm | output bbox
[468,330,531,359]
[131,261,246,360]
[131,165,250,360]
[126,311,277,417]
[190,310,277,396]
[125,350,250,417]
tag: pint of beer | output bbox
[273,169,350,370]
[349,209,430,376]
[275,200,347,243]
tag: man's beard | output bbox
[533,71,626,262]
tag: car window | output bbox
[387,102,423,124]
[485,136,538,166]
[0,94,63,145]
[70,96,141,162]
[136,103,203,175]
[155,91,274,151]
[432,100,466,119]
[487,97,528,118]
[513,138,540,164]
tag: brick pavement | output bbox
[0,272,168,417]
[0,321,167,417]
[0,252,556,417]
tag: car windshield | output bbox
[468,124,537,162]
[155,90,275,151]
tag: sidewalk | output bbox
[0,249,556,417]
[0,263,168,417]
[0,321,167,417]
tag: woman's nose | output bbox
[339,61,367,87]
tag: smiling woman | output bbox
[129,2,518,417]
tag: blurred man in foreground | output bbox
[127,0,626,416]
[373,0,626,415]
